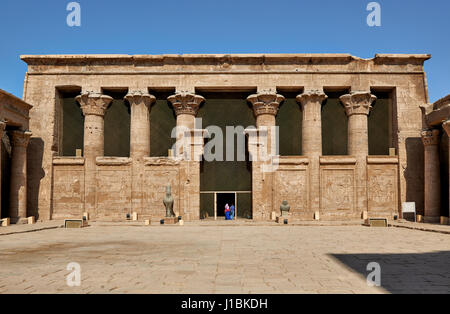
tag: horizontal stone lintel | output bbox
[143,157,181,166]
[53,157,85,165]
[274,156,309,165]
[320,156,357,165]
[367,156,399,164]
[95,157,131,166]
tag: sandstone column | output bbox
[168,91,205,220]
[9,130,32,223]
[0,121,5,219]
[247,91,285,220]
[125,91,156,217]
[421,129,441,223]
[340,91,377,216]
[125,91,156,160]
[76,92,113,218]
[296,90,328,217]
[443,121,450,222]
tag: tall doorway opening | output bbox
[198,91,255,220]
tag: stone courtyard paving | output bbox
[0,222,449,294]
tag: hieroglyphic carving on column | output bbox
[340,91,377,116]
[11,130,32,147]
[247,91,285,117]
[421,129,440,146]
[124,91,156,108]
[76,91,113,116]
[296,89,328,110]
[167,91,205,116]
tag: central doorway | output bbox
[198,91,255,221]
[216,193,235,218]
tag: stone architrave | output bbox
[421,129,441,222]
[340,91,377,216]
[76,92,113,218]
[297,90,328,216]
[9,130,32,224]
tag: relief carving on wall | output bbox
[274,170,307,213]
[321,169,354,211]
[368,166,397,212]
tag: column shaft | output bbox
[76,92,112,218]
[443,121,450,222]
[9,130,32,224]
[247,91,284,220]
[422,129,441,222]
[168,92,205,220]
[125,91,155,217]
[297,90,327,217]
[340,91,376,217]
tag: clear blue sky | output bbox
[0,0,448,102]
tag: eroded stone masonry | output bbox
[0,53,448,223]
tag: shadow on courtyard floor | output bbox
[330,251,450,294]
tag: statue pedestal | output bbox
[161,217,178,225]
[276,216,289,224]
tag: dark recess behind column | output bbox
[61,90,84,156]
[276,92,302,156]
[150,91,177,157]
[322,92,348,155]
[104,90,130,157]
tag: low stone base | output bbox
[423,216,440,224]
[11,217,28,225]
[161,217,178,225]
[276,216,289,224]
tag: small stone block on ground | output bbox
[132,212,138,221]
[1,218,10,227]
[27,216,35,224]
[366,218,388,227]
[144,219,151,226]
[64,219,88,228]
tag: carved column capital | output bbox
[76,92,113,117]
[421,129,440,146]
[340,91,377,116]
[124,91,156,108]
[296,90,328,110]
[11,130,32,148]
[167,91,205,116]
[442,120,450,136]
[247,91,285,117]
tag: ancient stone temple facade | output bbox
[20,54,431,222]
[0,89,33,223]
